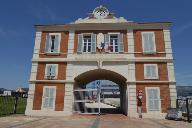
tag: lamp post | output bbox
[96,80,101,115]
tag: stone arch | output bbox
[73,69,128,115]
[74,69,127,86]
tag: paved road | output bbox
[0,114,191,128]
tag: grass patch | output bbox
[0,96,27,117]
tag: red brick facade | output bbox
[134,29,166,57]
[39,32,69,58]
[135,63,168,81]
[36,62,67,80]
[32,29,171,112]
[136,84,170,113]
[33,84,65,111]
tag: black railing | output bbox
[176,97,192,123]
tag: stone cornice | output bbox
[35,22,171,32]
[29,80,176,84]
[32,57,174,63]
[29,80,74,84]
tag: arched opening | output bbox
[73,69,127,115]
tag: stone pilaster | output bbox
[127,28,135,58]
[167,62,177,107]
[25,84,35,115]
[33,32,42,59]
[64,83,74,114]
[163,29,173,59]
[67,30,75,57]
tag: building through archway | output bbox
[73,69,127,115]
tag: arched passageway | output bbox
[73,69,128,115]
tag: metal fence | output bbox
[0,95,27,117]
[176,97,192,122]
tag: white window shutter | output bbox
[49,98,54,108]
[148,89,155,110]
[118,34,124,53]
[147,88,160,111]
[53,35,59,52]
[145,66,151,78]
[46,65,52,76]
[77,34,83,53]
[91,34,96,53]
[45,34,50,52]
[43,88,49,108]
[44,88,49,97]
[43,98,49,108]
[51,65,57,77]
[143,33,155,53]
[143,33,150,52]
[151,66,157,78]
[152,89,159,99]
[104,34,109,43]
[148,33,155,52]
[48,88,55,108]
[152,89,159,110]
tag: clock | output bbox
[93,5,109,19]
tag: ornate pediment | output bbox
[72,5,131,24]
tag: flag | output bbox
[101,42,105,49]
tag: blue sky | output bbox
[0,0,192,89]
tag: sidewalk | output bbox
[0,114,191,128]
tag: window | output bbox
[142,32,156,54]
[146,87,161,112]
[77,34,96,53]
[45,64,58,79]
[45,33,61,53]
[144,64,158,79]
[42,86,56,110]
[105,33,124,53]
[109,34,118,52]
[83,35,92,52]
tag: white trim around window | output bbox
[144,64,159,79]
[145,87,161,113]
[44,64,58,79]
[82,33,92,53]
[41,86,56,110]
[141,32,156,54]
[45,33,61,54]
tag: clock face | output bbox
[93,6,109,19]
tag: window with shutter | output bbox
[45,33,60,53]
[45,64,58,79]
[77,34,83,53]
[104,34,110,52]
[144,64,158,79]
[78,33,96,53]
[45,34,51,52]
[146,87,161,112]
[142,32,156,54]
[118,34,124,53]
[91,34,96,53]
[83,34,91,53]
[42,86,56,110]
[109,34,118,53]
